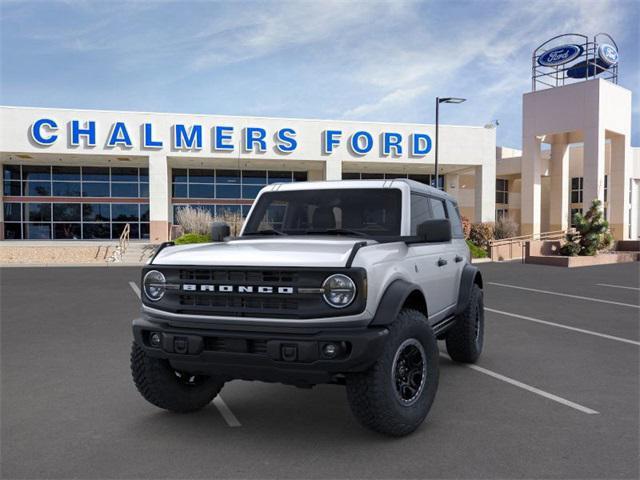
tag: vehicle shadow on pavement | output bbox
[126,366,459,445]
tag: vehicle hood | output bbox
[152,237,371,267]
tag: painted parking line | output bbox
[129,281,141,298]
[128,281,242,427]
[488,282,640,309]
[486,307,640,347]
[213,396,242,427]
[441,354,599,415]
[596,283,640,292]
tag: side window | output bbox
[410,194,431,234]
[446,199,464,238]
[429,198,447,220]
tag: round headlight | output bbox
[143,270,166,301]
[322,274,356,308]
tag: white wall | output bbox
[0,106,495,169]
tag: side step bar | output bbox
[432,315,457,337]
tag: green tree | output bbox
[560,199,613,256]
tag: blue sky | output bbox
[1,0,638,148]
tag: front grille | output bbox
[179,293,299,313]
[203,337,268,354]
[143,266,366,320]
[179,269,299,284]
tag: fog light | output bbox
[323,343,338,358]
[150,332,162,347]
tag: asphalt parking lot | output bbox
[1,261,639,479]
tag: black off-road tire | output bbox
[345,309,439,436]
[131,342,224,413]
[445,284,484,363]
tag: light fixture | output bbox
[435,96,467,189]
[322,274,356,308]
[438,97,466,104]
[150,332,162,347]
[143,270,166,301]
[322,343,338,358]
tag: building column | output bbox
[0,174,4,240]
[324,158,342,180]
[149,153,171,243]
[474,163,495,223]
[549,134,570,232]
[307,168,324,181]
[582,126,605,212]
[521,135,542,236]
[609,134,631,240]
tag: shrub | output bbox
[466,240,487,259]
[469,222,495,251]
[461,216,472,239]
[175,206,214,235]
[215,209,244,237]
[494,216,519,240]
[560,199,613,256]
[559,240,581,256]
[174,233,211,245]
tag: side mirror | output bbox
[416,219,452,243]
[211,222,231,242]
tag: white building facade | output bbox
[0,106,496,242]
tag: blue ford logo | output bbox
[598,44,618,66]
[538,44,583,67]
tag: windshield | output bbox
[243,188,402,237]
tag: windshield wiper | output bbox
[243,229,287,236]
[303,228,369,238]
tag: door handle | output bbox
[455,255,463,263]
[437,258,448,267]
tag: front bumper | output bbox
[133,316,389,385]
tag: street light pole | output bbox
[434,96,466,190]
[435,97,440,190]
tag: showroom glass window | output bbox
[570,177,583,203]
[2,164,149,240]
[172,168,307,220]
[496,179,508,204]
[496,208,509,220]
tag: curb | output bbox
[471,258,493,264]
[0,263,146,268]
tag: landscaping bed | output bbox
[525,251,639,268]
[0,245,113,264]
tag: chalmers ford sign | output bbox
[28,118,434,157]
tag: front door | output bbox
[408,194,458,321]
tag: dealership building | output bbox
[0,107,498,243]
[0,35,638,243]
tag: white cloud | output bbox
[339,0,630,121]
[1,0,636,147]
[188,1,409,71]
[343,85,429,117]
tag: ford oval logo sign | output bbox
[538,44,583,67]
[598,44,618,66]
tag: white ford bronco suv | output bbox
[131,179,484,436]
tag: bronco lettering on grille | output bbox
[182,284,295,294]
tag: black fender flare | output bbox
[455,264,483,315]
[370,279,424,326]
